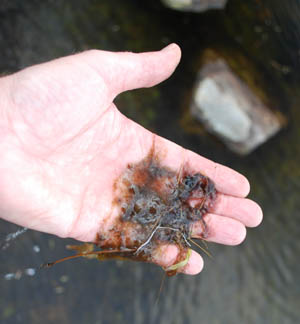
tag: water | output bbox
[1,0,300,323]
[0,227,27,251]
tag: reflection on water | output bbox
[1,0,300,323]
[0,227,27,251]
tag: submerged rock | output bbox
[161,0,227,12]
[191,60,282,155]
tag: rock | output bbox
[191,60,282,155]
[161,0,227,12]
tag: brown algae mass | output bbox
[43,147,217,276]
[94,147,217,275]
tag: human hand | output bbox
[0,44,262,274]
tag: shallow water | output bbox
[1,1,300,323]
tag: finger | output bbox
[153,136,250,198]
[192,213,247,246]
[152,244,204,275]
[185,150,250,197]
[211,194,263,227]
[85,44,181,97]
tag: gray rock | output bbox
[191,60,282,155]
[161,0,227,12]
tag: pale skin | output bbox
[0,44,263,275]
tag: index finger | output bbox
[185,149,250,197]
[156,136,250,198]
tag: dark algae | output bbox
[44,145,217,276]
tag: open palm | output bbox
[0,44,262,274]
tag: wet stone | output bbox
[191,59,282,155]
[161,0,227,13]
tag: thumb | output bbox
[85,43,182,97]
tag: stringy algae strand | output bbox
[43,144,217,276]
[94,144,217,275]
